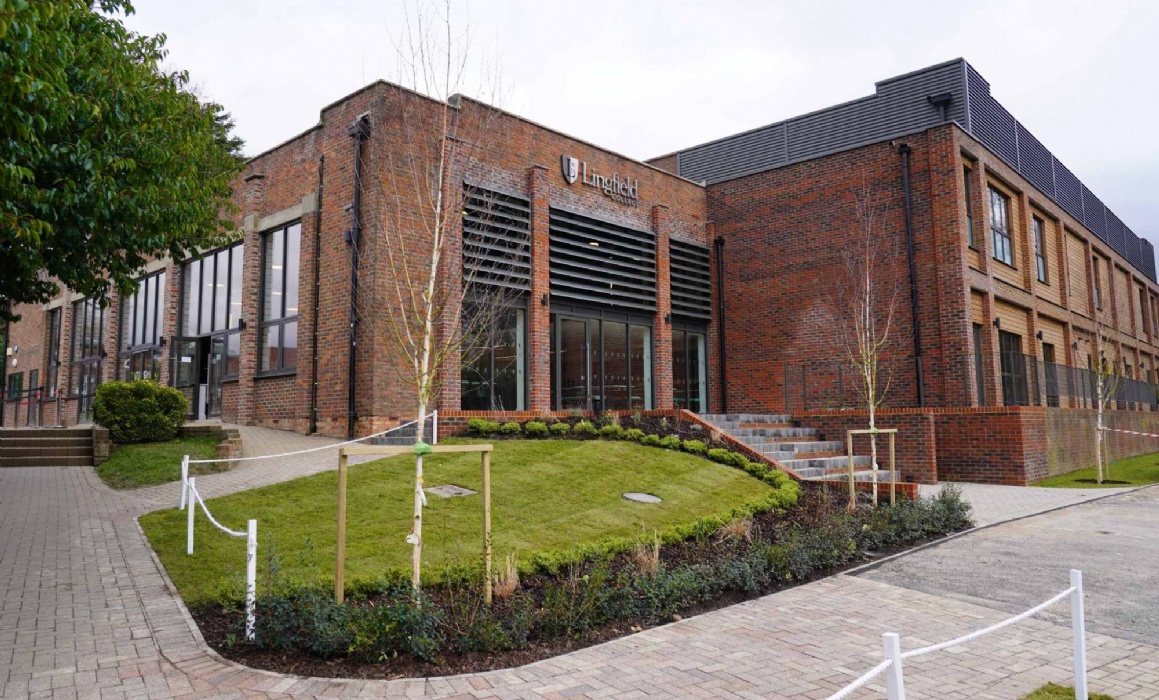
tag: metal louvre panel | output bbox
[1081,186,1108,242]
[1124,228,1142,270]
[1054,161,1084,222]
[549,208,656,312]
[462,186,531,291]
[670,239,712,320]
[1142,239,1157,281]
[967,66,1019,166]
[1016,124,1054,197]
[1106,212,1126,258]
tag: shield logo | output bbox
[561,155,579,185]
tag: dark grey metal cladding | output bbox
[670,239,712,320]
[548,208,657,312]
[1142,240,1157,280]
[676,59,967,185]
[462,186,532,291]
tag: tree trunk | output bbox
[1095,374,1104,485]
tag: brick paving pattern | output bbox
[920,482,1136,527]
[1,428,1155,699]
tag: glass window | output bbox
[260,223,301,372]
[964,167,975,248]
[70,296,105,422]
[672,328,707,412]
[461,307,525,411]
[1093,258,1102,310]
[175,339,198,387]
[44,308,61,399]
[999,331,1028,406]
[6,372,22,399]
[1033,217,1047,283]
[119,271,166,381]
[181,243,243,337]
[989,186,1012,266]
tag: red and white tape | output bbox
[1099,426,1159,439]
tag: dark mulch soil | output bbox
[192,490,953,680]
[1073,479,1131,484]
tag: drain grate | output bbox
[425,484,478,499]
[622,492,662,504]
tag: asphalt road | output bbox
[860,485,1159,646]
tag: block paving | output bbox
[0,425,1154,699]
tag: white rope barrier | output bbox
[825,570,1089,700]
[185,417,423,464]
[185,477,258,641]
[1099,426,1159,439]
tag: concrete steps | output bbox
[0,428,93,467]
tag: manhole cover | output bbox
[622,492,662,503]
[425,484,477,499]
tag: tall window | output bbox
[260,222,301,372]
[998,330,1028,406]
[461,306,526,410]
[179,242,243,386]
[119,271,166,381]
[972,323,985,406]
[1042,342,1059,407]
[5,372,22,399]
[673,328,708,412]
[989,186,1012,266]
[70,296,105,422]
[1032,217,1047,283]
[964,167,975,248]
[1092,258,1103,310]
[1140,288,1149,337]
[44,308,62,399]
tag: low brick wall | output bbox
[179,424,243,461]
[1047,408,1159,477]
[934,408,1048,485]
[793,410,938,484]
[93,427,112,466]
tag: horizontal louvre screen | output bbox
[462,186,532,291]
[549,208,656,312]
[670,239,711,320]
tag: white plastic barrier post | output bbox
[1071,569,1088,700]
[186,477,196,554]
[179,455,189,510]
[432,410,438,445]
[246,519,257,641]
[883,632,906,700]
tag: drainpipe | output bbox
[309,154,325,434]
[898,144,925,406]
[714,236,728,413]
[346,116,370,440]
[0,312,9,426]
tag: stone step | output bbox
[803,469,893,482]
[781,455,873,472]
[0,455,94,467]
[701,414,793,425]
[1,445,93,458]
[0,428,90,439]
[729,427,816,438]
[0,436,92,449]
[749,439,844,452]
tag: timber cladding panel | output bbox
[994,300,1029,341]
[1115,266,1132,334]
[1066,232,1090,317]
[1036,315,1065,353]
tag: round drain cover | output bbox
[623,492,662,503]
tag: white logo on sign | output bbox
[561,155,579,185]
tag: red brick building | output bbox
[4,59,1157,483]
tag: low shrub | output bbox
[573,420,598,436]
[658,435,681,450]
[707,447,748,468]
[467,418,501,435]
[598,424,625,439]
[640,434,661,447]
[548,421,571,435]
[624,428,646,442]
[498,421,521,435]
[680,439,707,455]
[523,421,549,437]
[93,380,187,443]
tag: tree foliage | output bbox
[0,0,244,321]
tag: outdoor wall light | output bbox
[664,313,672,325]
[238,318,247,331]
[993,318,1001,329]
[1036,330,1044,340]
[540,293,548,307]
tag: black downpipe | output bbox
[898,144,925,406]
[714,236,728,413]
[0,314,9,426]
[309,154,325,434]
[346,117,370,440]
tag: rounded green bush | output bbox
[680,439,707,455]
[498,421,521,435]
[523,421,548,436]
[93,380,187,444]
[640,434,661,447]
[598,424,625,439]
[573,420,598,436]
[467,418,501,434]
[658,435,681,450]
[548,421,571,435]
[624,428,645,442]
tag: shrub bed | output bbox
[197,485,972,678]
[93,380,187,443]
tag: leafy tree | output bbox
[0,0,244,322]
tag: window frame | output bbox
[44,308,62,399]
[118,270,167,382]
[964,166,976,249]
[989,186,1013,267]
[258,222,301,375]
[1092,257,1103,310]
[1032,216,1048,284]
[69,296,105,422]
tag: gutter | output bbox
[345,116,370,440]
[714,236,728,413]
[309,155,325,433]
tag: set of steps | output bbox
[701,414,879,481]
[0,428,94,467]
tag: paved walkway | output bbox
[919,481,1136,527]
[2,429,1156,699]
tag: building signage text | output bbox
[561,155,639,207]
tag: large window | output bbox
[70,296,105,422]
[1032,217,1047,283]
[672,327,707,413]
[260,223,301,373]
[6,372,22,399]
[1092,257,1103,310]
[989,186,1012,266]
[179,242,243,387]
[972,323,985,406]
[550,313,652,411]
[119,271,166,381]
[461,306,526,410]
[998,330,1028,406]
[1042,342,1059,407]
[964,167,975,248]
[44,308,61,399]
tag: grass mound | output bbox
[97,436,221,489]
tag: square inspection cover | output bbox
[425,484,478,499]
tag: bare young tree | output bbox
[825,178,902,504]
[1087,315,1122,484]
[350,0,518,592]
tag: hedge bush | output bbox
[658,435,681,450]
[523,421,548,436]
[467,418,501,435]
[680,439,707,455]
[498,421,521,435]
[573,420,598,436]
[548,421,571,435]
[93,380,187,443]
[640,434,661,447]
[624,428,645,442]
[598,424,625,439]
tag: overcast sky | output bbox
[123,0,1159,245]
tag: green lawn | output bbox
[1023,683,1114,699]
[140,439,775,604]
[97,436,222,489]
[1035,452,1159,488]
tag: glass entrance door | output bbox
[556,317,591,410]
[206,335,226,418]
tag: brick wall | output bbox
[796,410,938,484]
[934,407,1048,485]
[1046,408,1159,477]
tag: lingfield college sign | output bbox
[561,155,639,207]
